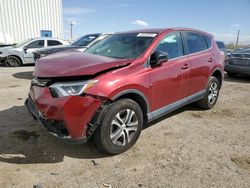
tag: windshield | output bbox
[86,34,110,48]
[14,39,33,48]
[71,34,100,47]
[85,33,157,59]
[233,48,250,54]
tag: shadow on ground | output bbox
[0,105,109,164]
[0,103,201,164]
[12,71,34,80]
[224,73,250,84]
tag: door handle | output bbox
[181,63,189,70]
[208,58,213,62]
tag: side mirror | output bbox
[149,51,168,67]
[23,46,28,54]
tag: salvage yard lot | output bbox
[0,66,250,187]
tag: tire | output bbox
[94,99,143,154]
[4,56,22,67]
[227,72,236,77]
[197,76,220,110]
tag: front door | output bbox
[23,40,45,63]
[150,32,190,112]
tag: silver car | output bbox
[33,33,111,61]
[0,38,67,67]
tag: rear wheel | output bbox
[197,76,220,110]
[4,56,22,67]
[94,99,143,154]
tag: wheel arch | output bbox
[111,89,150,123]
[5,55,23,65]
[210,68,223,89]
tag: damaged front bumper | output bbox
[25,86,102,144]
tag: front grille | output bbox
[33,53,41,61]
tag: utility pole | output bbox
[70,20,73,39]
[235,29,240,49]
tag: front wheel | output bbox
[4,56,22,67]
[94,99,143,154]
[197,76,220,110]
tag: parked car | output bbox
[0,38,67,67]
[226,49,233,56]
[216,41,227,58]
[25,28,224,154]
[33,33,111,61]
[225,47,250,77]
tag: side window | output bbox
[47,40,63,46]
[26,40,44,49]
[155,32,183,59]
[203,35,212,49]
[216,41,225,49]
[183,32,206,54]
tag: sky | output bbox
[62,0,250,45]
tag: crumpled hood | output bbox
[33,51,131,77]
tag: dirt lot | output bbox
[0,66,250,188]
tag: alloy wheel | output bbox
[208,81,218,105]
[110,109,138,146]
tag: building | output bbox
[0,0,63,44]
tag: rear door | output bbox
[149,32,190,111]
[181,32,212,96]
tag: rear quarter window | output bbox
[203,35,212,49]
[182,32,207,54]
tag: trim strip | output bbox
[147,90,206,122]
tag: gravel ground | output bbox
[0,66,249,188]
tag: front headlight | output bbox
[49,80,99,97]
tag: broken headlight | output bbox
[49,80,99,97]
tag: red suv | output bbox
[25,28,224,154]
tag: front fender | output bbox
[6,49,24,61]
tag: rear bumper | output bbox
[25,85,102,143]
[225,61,250,75]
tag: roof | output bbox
[115,27,213,37]
[30,37,65,40]
[116,28,167,34]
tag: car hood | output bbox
[0,46,14,53]
[34,45,81,54]
[33,51,131,77]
